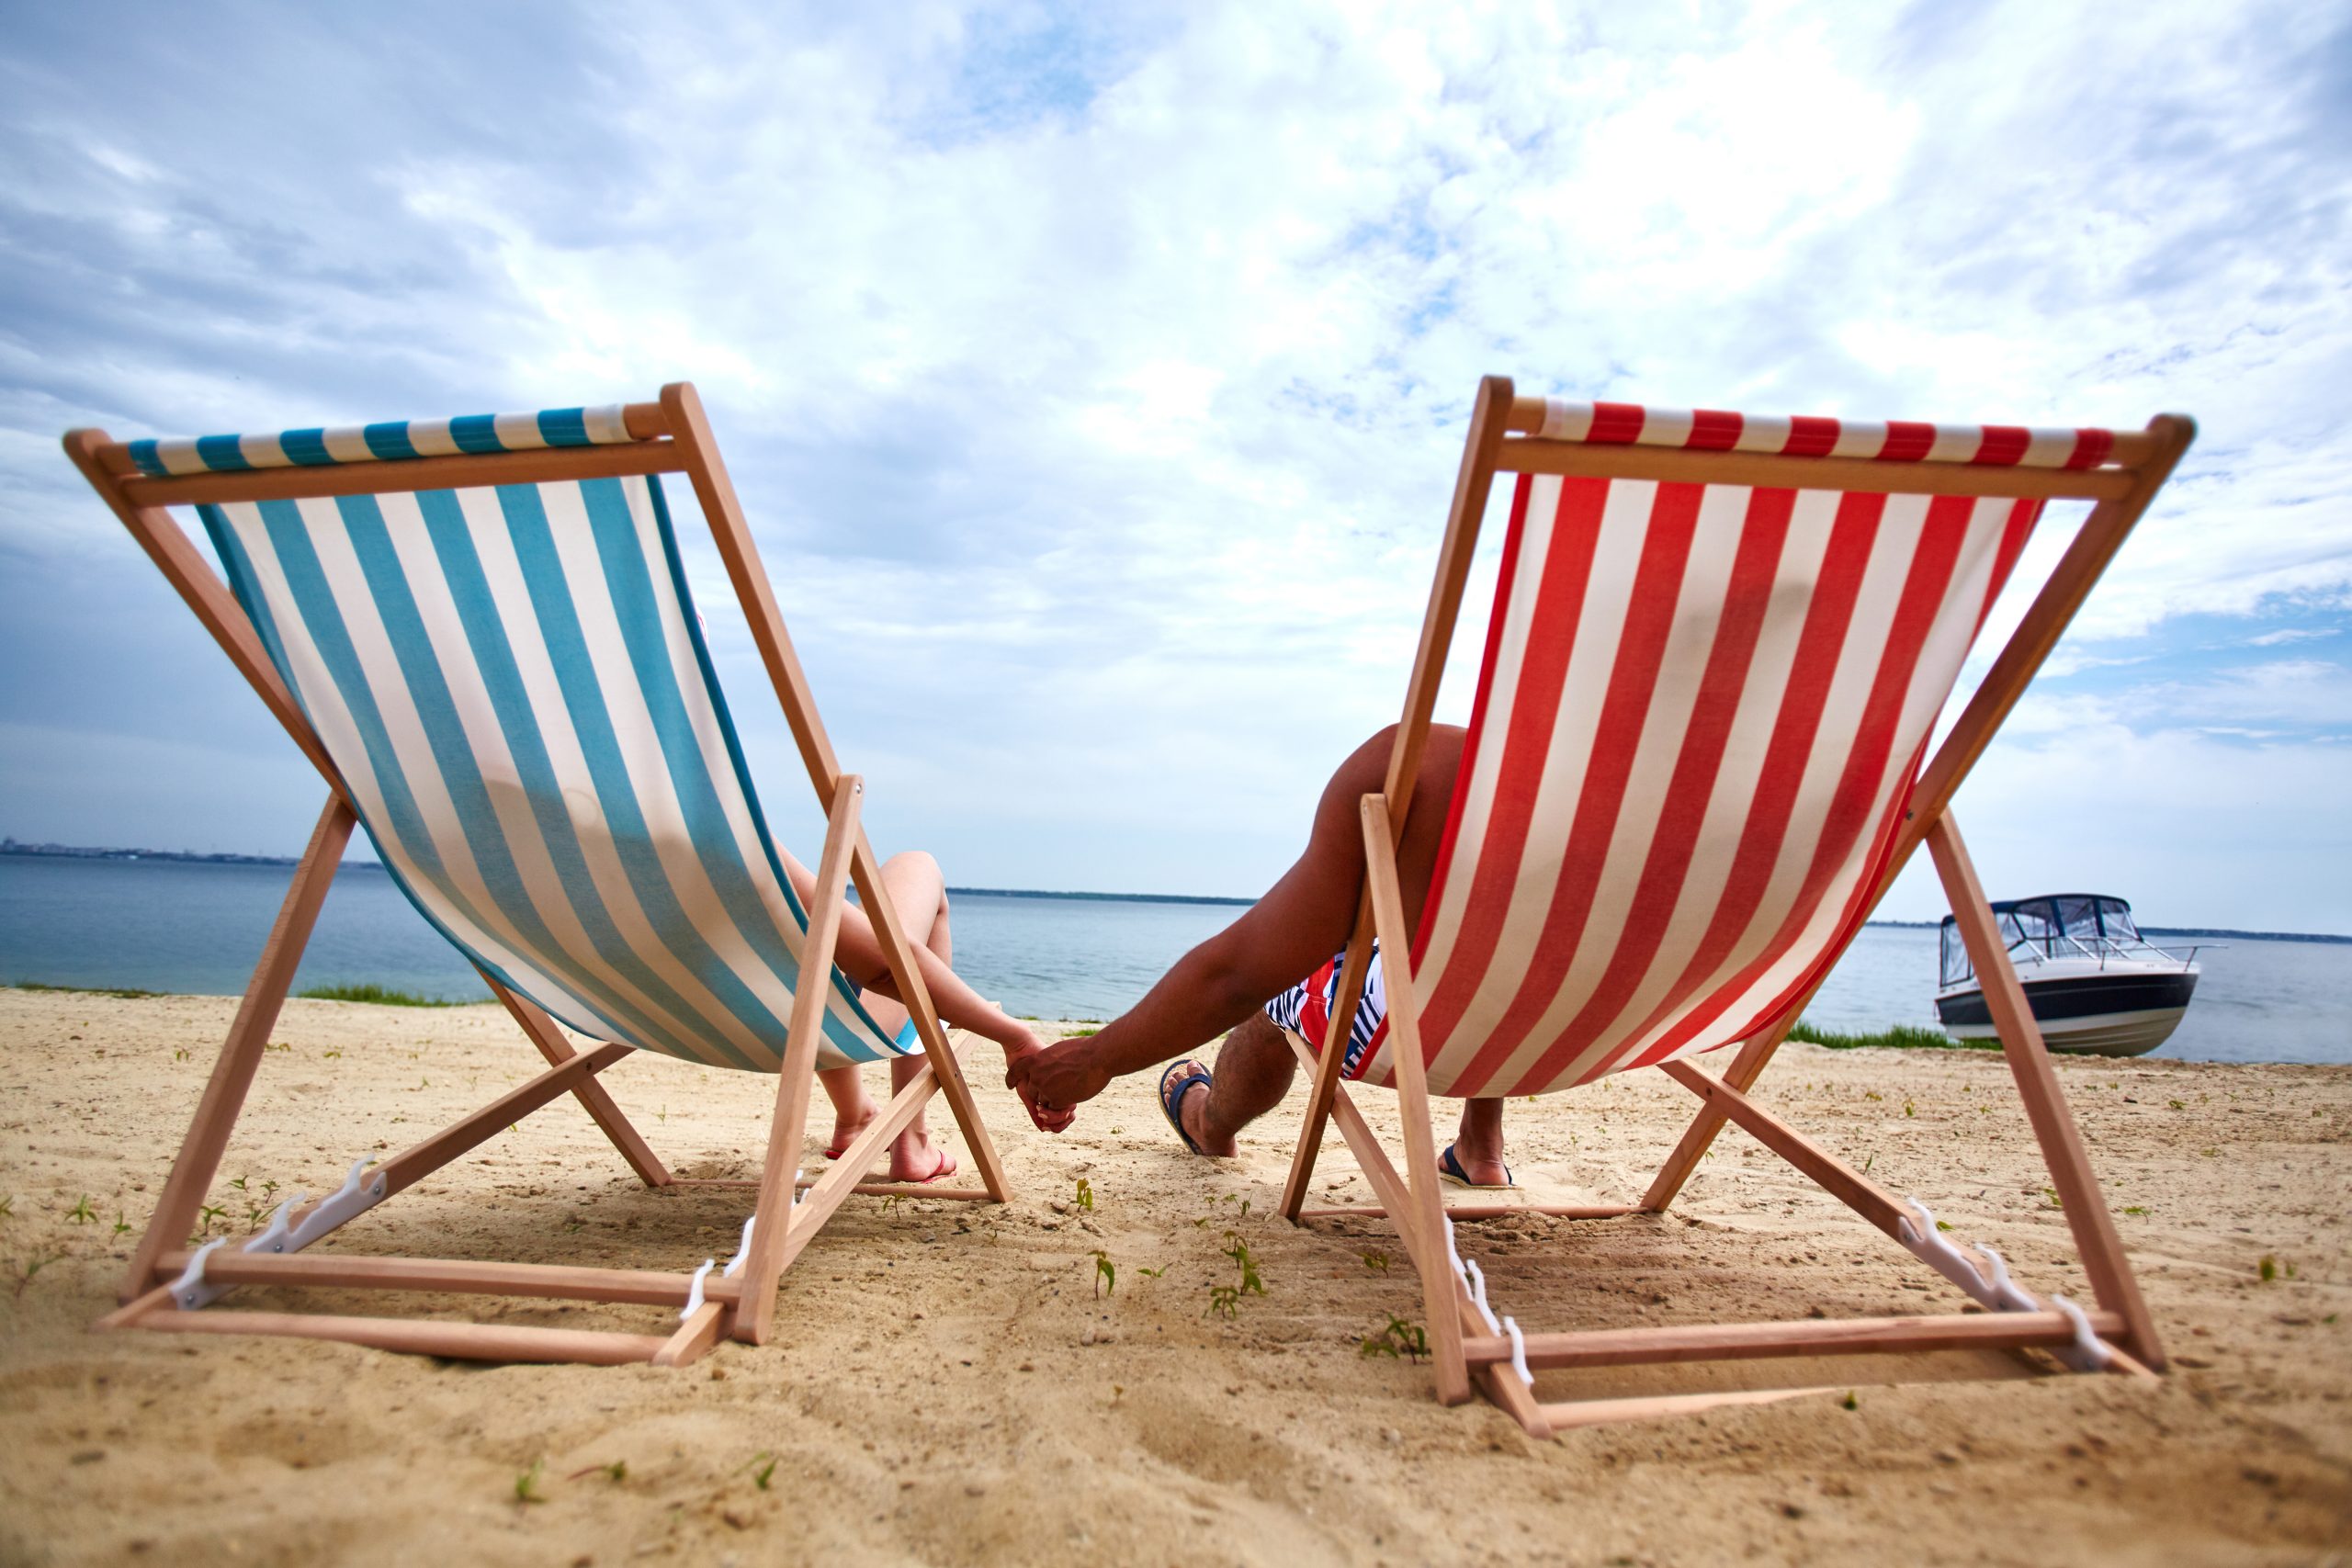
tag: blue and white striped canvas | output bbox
[192,435,910,1073]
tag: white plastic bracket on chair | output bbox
[1898,1198,2111,1372]
[167,1238,229,1309]
[168,1157,389,1312]
[681,1258,718,1320]
[680,1216,760,1321]
[1501,1315,1533,1388]
[1443,1215,1505,1335]
[722,1215,756,1277]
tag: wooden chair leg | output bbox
[1280,894,1375,1223]
[733,775,863,1346]
[484,974,671,1188]
[1927,813,2165,1369]
[119,792,355,1303]
[1640,1009,1801,1212]
[1360,795,1471,1405]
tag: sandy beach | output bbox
[0,987,2346,1565]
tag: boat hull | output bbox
[1937,971,2199,1057]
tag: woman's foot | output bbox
[890,1138,959,1184]
[825,1103,878,1160]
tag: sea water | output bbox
[2,855,2344,1065]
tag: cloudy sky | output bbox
[3,1,2347,931]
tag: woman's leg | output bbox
[815,1066,880,1156]
[846,850,959,1181]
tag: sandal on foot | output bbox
[901,1147,959,1185]
[1158,1058,1215,1156]
[1439,1143,1514,1190]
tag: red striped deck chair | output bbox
[1277,376,2193,1435]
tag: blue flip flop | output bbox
[1159,1058,1214,1156]
[1439,1142,1514,1190]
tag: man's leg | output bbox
[1449,1100,1508,1186]
[850,851,959,1182]
[1166,1013,1298,1156]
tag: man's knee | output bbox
[1216,1011,1295,1077]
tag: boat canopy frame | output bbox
[1939,895,2196,989]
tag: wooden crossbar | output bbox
[1496,395,2169,468]
[1496,440,2133,500]
[1462,1310,2127,1371]
[131,1310,673,1366]
[1298,1204,1638,1223]
[119,439,686,507]
[149,1249,738,1308]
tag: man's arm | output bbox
[1006,728,1397,1108]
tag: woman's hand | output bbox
[1001,1035,1080,1134]
[1005,1036,1114,1126]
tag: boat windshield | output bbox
[1939,895,2178,990]
[1939,919,1972,987]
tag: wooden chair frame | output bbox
[63,383,1012,1366]
[1275,376,2193,1434]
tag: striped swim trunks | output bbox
[1263,940,1388,1078]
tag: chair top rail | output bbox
[1498,394,2171,501]
[92,401,678,508]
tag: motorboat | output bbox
[1936,894,2202,1057]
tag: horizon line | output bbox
[6,838,2347,941]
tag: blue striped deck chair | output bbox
[64,383,1012,1367]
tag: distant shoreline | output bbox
[6,839,2346,942]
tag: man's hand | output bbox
[1001,1036,1079,1134]
[1005,1036,1114,1126]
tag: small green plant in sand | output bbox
[2258,1256,2294,1283]
[2123,1205,2149,1216]
[2041,1187,2064,1210]
[13,1254,64,1297]
[1841,1391,1860,1411]
[0,1197,13,1220]
[1073,1178,1093,1213]
[1933,1220,1953,1234]
[513,1460,548,1505]
[567,1461,628,1483]
[66,1195,96,1225]
[1362,1249,1392,1273]
[1136,1266,1165,1280]
[112,1213,131,1237]
[1360,1314,1428,1362]
[1093,1251,1115,1297]
[749,1452,779,1491]
[196,1202,227,1235]
[1207,1231,1266,1319]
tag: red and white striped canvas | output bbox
[1356,400,2085,1100]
